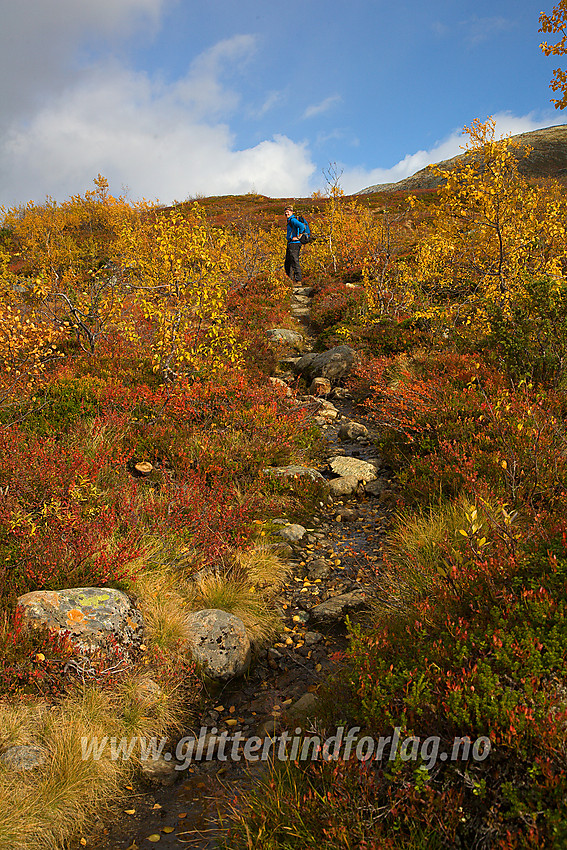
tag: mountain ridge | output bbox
[356,124,567,195]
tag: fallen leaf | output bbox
[124,809,136,815]
[162,826,175,833]
[152,803,162,810]
[147,834,161,842]
[178,813,187,819]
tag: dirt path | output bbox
[84,287,392,850]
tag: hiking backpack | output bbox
[295,214,312,244]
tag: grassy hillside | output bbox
[3,118,567,847]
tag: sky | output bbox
[0,0,565,207]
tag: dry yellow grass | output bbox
[0,541,288,848]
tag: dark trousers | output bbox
[284,241,302,282]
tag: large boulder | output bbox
[294,346,357,384]
[184,609,251,681]
[16,588,144,656]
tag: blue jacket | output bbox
[287,215,306,242]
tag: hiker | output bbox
[284,205,306,283]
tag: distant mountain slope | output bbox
[357,125,567,194]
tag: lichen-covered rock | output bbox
[184,609,251,681]
[16,588,144,656]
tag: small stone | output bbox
[139,753,178,786]
[310,591,369,624]
[338,421,369,441]
[328,475,359,498]
[0,745,46,771]
[134,461,153,475]
[309,377,332,396]
[307,560,331,580]
[279,524,306,544]
[286,693,319,718]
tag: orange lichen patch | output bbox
[18,590,61,609]
[66,609,86,625]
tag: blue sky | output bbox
[0,0,564,206]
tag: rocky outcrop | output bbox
[16,588,145,656]
[184,609,251,681]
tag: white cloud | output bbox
[303,95,342,119]
[338,112,567,194]
[0,3,316,206]
[0,54,315,206]
[0,0,167,126]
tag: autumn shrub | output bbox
[310,279,364,332]
[223,757,463,850]
[312,524,567,847]
[476,274,567,386]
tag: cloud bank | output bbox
[0,2,315,206]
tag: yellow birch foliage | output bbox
[118,204,242,379]
[0,249,60,400]
[222,217,289,307]
[411,117,567,333]
[1,176,142,353]
[540,1,567,109]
